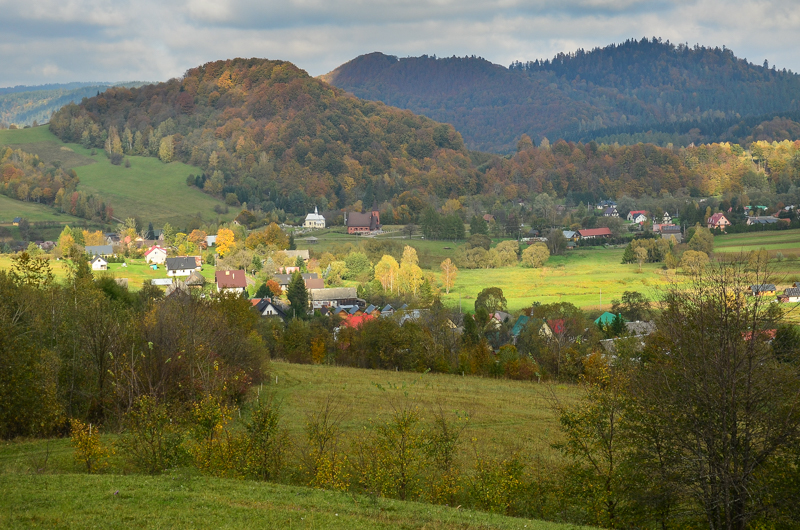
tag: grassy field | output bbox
[0,473,586,530]
[0,126,233,227]
[0,363,583,529]
[101,259,217,290]
[0,193,87,224]
[714,229,800,257]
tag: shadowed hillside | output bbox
[323,39,800,152]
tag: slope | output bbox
[48,58,479,217]
[0,126,232,226]
[0,82,149,128]
[1,474,582,530]
[323,39,800,152]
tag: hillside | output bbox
[1,474,576,529]
[0,82,148,128]
[48,58,478,217]
[323,39,800,152]
[0,126,233,226]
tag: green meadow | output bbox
[0,362,583,529]
[0,473,584,530]
[0,126,233,227]
[0,193,85,224]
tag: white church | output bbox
[303,206,326,229]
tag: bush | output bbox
[119,396,183,474]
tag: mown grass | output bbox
[440,247,674,313]
[0,126,233,227]
[100,258,217,290]
[714,229,800,257]
[0,473,587,530]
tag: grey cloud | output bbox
[0,0,797,87]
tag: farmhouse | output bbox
[283,249,310,262]
[90,256,108,271]
[627,210,648,223]
[253,298,288,319]
[303,206,326,229]
[309,287,359,309]
[597,200,617,210]
[746,216,786,226]
[144,245,167,265]
[12,217,22,226]
[215,269,247,294]
[85,245,113,257]
[603,207,619,217]
[578,227,612,239]
[749,284,777,296]
[346,209,381,234]
[166,256,201,277]
[272,273,319,289]
[778,287,800,303]
[708,213,731,230]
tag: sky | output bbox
[1,0,799,87]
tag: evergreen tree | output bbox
[470,215,488,236]
[286,272,308,319]
[288,233,296,250]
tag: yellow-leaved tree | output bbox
[398,246,423,295]
[215,228,236,257]
[439,258,458,294]
[374,255,400,293]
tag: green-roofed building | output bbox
[511,315,530,337]
[595,311,622,326]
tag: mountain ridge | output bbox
[323,39,800,152]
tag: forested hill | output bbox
[0,82,149,128]
[322,39,800,152]
[48,58,478,216]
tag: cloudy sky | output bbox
[1,0,798,87]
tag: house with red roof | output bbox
[578,227,613,239]
[215,269,247,294]
[707,213,731,231]
[627,210,648,223]
[144,245,168,265]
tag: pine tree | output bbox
[286,272,308,319]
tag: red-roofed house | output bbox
[343,313,375,329]
[578,227,613,239]
[707,213,731,231]
[215,269,247,294]
[144,245,168,265]
[627,210,648,223]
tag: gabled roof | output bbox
[381,304,394,312]
[144,245,167,256]
[708,212,729,224]
[347,211,379,229]
[85,245,113,256]
[166,257,199,270]
[594,311,618,325]
[348,306,360,315]
[185,270,206,286]
[511,315,530,336]
[343,314,374,328]
[578,227,612,238]
[548,319,565,335]
[215,269,247,289]
[628,210,647,215]
[364,304,377,314]
[90,255,107,265]
[309,287,358,301]
[750,284,777,293]
[305,278,325,290]
[782,287,800,297]
[273,273,319,285]
[254,298,287,318]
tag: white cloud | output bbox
[0,0,797,86]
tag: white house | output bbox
[165,256,201,277]
[627,210,648,223]
[215,269,247,294]
[303,206,326,229]
[90,256,108,271]
[144,245,168,265]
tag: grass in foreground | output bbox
[0,473,586,530]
